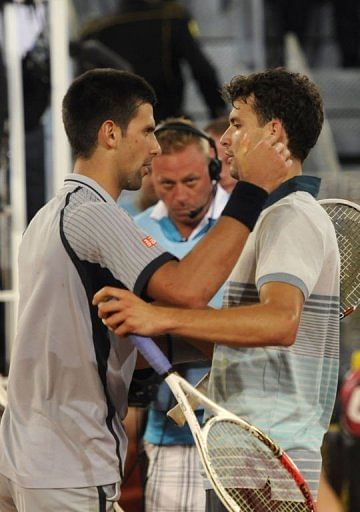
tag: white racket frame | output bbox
[165,372,315,512]
[318,198,359,208]
[319,198,360,318]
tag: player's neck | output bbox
[74,155,122,201]
[285,159,302,181]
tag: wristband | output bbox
[221,181,268,231]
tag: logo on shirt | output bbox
[142,235,157,248]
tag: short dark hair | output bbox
[62,68,156,158]
[222,68,324,162]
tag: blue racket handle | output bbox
[128,334,172,376]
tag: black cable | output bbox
[143,334,180,487]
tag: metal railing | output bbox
[0,0,71,368]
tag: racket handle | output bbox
[128,334,172,376]
[167,372,210,426]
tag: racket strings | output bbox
[321,204,360,316]
[205,420,312,511]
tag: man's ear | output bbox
[268,119,284,139]
[98,120,120,149]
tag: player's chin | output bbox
[230,165,240,180]
[125,182,141,192]
[125,173,143,191]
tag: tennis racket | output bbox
[319,199,360,319]
[129,334,316,512]
[167,371,210,427]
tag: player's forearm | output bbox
[147,216,250,307]
[154,303,300,348]
[94,280,303,347]
[147,182,268,307]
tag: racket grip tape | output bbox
[128,334,172,376]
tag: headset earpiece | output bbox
[207,138,222,182]
[154,122,222,182]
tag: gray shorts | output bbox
[0,473,121,512]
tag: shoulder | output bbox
[64,198,133,229]
[262,192,330,226]
[256,192,336,248]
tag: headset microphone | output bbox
[188,204,207,219]
[188,183,217,219]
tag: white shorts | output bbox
[0,473,120,512]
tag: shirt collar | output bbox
[150,184,230,241]
[265,175,321,208]
[64,174,117,205]
[150,184,229,222]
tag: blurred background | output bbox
[0,1,359,511]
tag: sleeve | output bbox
[172,10,226,118]
[255,203,326,300]
[62,201,177,297]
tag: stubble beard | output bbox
[124,168,143,191]
[230,162,240,181]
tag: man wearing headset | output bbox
[134,118,227,511]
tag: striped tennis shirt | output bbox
[0,174,175,488]
[208,176,340,499]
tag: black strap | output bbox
[97,486,107,512]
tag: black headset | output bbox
[154,122,222,182]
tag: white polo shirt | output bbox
[0,174,175,488]
[208,176,340,499]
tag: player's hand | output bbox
[235,133,292,193]
[92,287,167,337]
